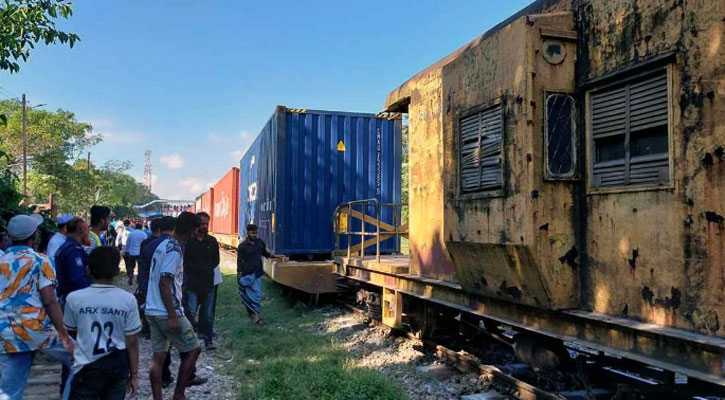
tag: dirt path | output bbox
[118,259,237,400]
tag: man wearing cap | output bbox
[0,214,74,400]
[47,215,72,259]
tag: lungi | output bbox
[237,274,262,314]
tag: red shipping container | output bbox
[211,167,240,235]
[201,188,214,232]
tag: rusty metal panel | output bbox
[446,241,552,309]
[263,258,337,294]
[579,0,725,337]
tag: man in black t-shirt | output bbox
[236,224,281,325]
[183,212,219,350]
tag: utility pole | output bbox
[87,152,91,172]
[22,93,27,198]
[144,149,152,192]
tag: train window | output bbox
[545,93,576,179]
[590,69,669,187]
[459,103,503,193]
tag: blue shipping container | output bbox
[239,106,402,256]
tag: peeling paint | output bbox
[702,153,714,167]
[704,211,724,225]
[558,246,579,268]
[499,280,523,300]
[642,286,655,303]
[628,248,639,269]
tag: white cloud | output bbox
[160,153,184,169]
[240,131,250,140]
[180,178,203,193]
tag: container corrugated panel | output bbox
[239,106,402,256]
[211,167,240,235]
[201,189,214,232]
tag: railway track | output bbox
[339,301,567,400]
[224,245,725,399]
[336,299,725,400]
[23,361,63,400]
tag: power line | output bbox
[0,90,19,101]
[0,86,20,100]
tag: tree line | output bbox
[0,99,158,218]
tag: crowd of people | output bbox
[0,206,280,400]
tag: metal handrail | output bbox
[333,199,408,263]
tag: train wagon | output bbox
[210,167,240,248]
[333,0,725,390]
[240,106,403,294]
[239,105,403,256]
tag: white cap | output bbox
[8,214,44,241]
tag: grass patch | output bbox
[214,272,407,400]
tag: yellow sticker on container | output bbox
[337,140,346,152]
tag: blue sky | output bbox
[0,0,532,200]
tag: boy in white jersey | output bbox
[63,246,141,399]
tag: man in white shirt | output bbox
[115,220,128,252]
[146,212,201,400]
[46,215,72,258]
[124,222,147,286]
[63,246,141,399]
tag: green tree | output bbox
[0,99,98,171]
[0,0,79,74]
[0,0,79,126]
[28,159,158,217]
[0,101,157,219]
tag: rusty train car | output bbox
[334,0,725,388]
